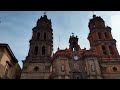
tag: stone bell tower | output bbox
[88,15,119,58]
[21,13,53,79]
[69,33,80,51]
[88,15,120,79]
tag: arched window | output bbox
[42,46,45,55]
[109,46,113,55]
[102,46,107,55]
[44,32,47,40]
[98,32,101,39]
[37,32,40,39]
[34,46,38,55]
[72,42,76,51]
[104,32,108,39]
[72,46,76,51]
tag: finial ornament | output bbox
[44,11,47,15]
[72,32,74,36]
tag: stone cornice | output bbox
[100,60,120,64]
[83,54,98,58]
[32,26,53,32]
[29,39,53,44]
[93,39,116,45]
[90,28,111,33]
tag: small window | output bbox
[34,66,39,71]
[113,67,117,72]
[104,32,108,39]
[72,42,76,51]
[44,32,47,40]
[109,46,113,55]
[73,48,75,51]
[34,46,38,55]
[98,32,101,39]
[102,46,107,55]
[42,46,45,55]
[37,32,40,39]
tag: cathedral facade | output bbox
[21,14,120,79]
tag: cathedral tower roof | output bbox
[36,14,52,26]
[88,15,105,30]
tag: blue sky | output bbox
[0,11,120,68]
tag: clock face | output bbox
[74,55,79,60]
